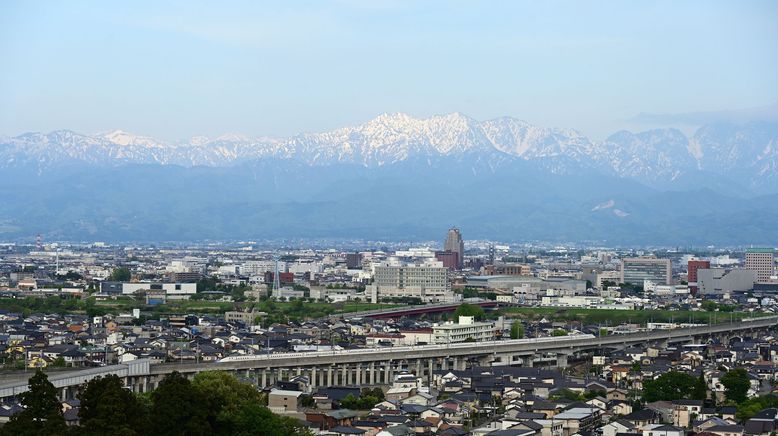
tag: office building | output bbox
[224,309,264,326]
[745,249,775,283]
[346,253,362,269]
[444,227,464,269]
[370,259,453,303]
[434,251,459,270]
[687,260,710,294]
[697,268,756,295]
[620,257,672,286]
[485,263,532,276]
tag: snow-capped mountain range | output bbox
[2,112,777,194]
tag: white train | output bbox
[217,333,596,363]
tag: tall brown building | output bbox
[444,227,464,269]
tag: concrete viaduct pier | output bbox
[1,316,774,401]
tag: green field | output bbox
[501,307,763,326]
[0,295,399,321]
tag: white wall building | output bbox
[120,282,197,299]
[370,259,453,303]
[432,316,495,344]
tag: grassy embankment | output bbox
[501,307,764,325]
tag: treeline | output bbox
[1,370,311,436]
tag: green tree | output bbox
[1,370,67,436]
[735,395,778,421]
[454,303,485,321]
[642,371,699,402]
[191,371,263,432]
[551,329,568,336]
[510,322,524,339]
[721,368,750,404]
[300,395,315,408]
[151,371,212,435]
[550,388,584,401]
[78,375,148,435]
[232,403,312,436]
[111,267,132,281]
[692,372,707,401]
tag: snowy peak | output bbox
[2,114,777,194]
[101,130,168,148]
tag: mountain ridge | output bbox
[3,113,776,194]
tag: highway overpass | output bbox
[1,315,775,401]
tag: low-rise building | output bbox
[432,316,494,344]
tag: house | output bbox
[376,424,413,436]
[305,409,359,431]
[624,409,662,431]
[330,426,367,436]
[673,400,703,427]
[642,424,685,436]
[552,407,602,436]
[706,424,744,436]
[602,419,639,436]
[608,388,630,401]
[695,416,735,432]
[608,400,633,416]
[743,409,778,436]
[268,389,303,414]
[586,396,608,410]
[352,419,388,435]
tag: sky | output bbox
[1,0,777,140]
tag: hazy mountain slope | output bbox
[1,114,777,244]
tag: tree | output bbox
[300,395,315,408]
[721,368,750,404]
[550,388,584,401]
[642,371,700,402]
[454,303,485,321]
[510,322,524,339]
[551,329,568,336]
[692,372,707,401]
[735,395,778,422]
[1,370,67,436]
[232,403,311,436]
[110,267,132,282]
[191,371,263,432]
[151,371,212,435]
[78,374,148,435]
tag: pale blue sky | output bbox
[1,0,776,140]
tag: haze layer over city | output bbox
[1,2,777,436]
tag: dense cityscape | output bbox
[0,229,776,435]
